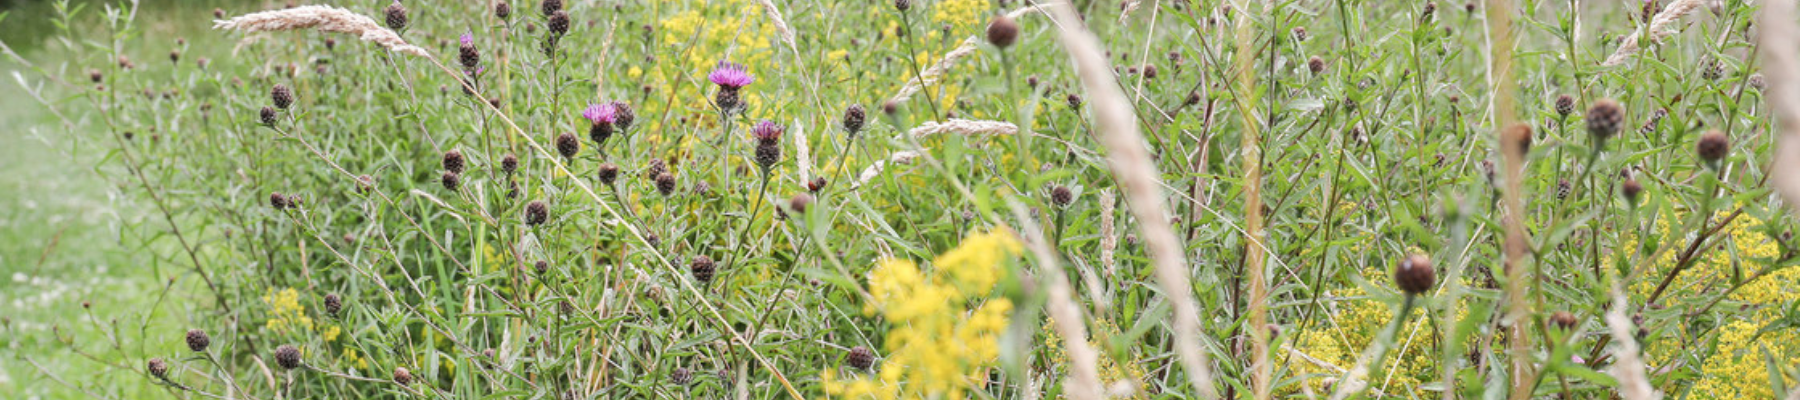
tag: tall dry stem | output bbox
[1761,0,1800,214]
[1229,0,1271,398]
[1484,0,1534,397]
[1039,1,1217,397]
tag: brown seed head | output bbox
[1394,254,1435,295]
[986,16,1019,48]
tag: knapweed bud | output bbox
[882,100,900,116]
[1554,94,1574,118]
[1142,64,1158,79]
[1394,254,1434,295]
[1050,186,1074,207]
[1556,179,1572,200]
[690,255,715,283]
[442,150,466,174]
[597,163,620,185]
[525,200,548,226]
[790,193,813,213]
[186,329,211,352]
[441,171,461,191]
[323,293,343,316]
[271,84,294,109]
[148,358,170,379]
[556,132,581,159]
[383,1,408,31]
[259,106,278,125]
[540,0,563,16]
[1501,123,1532,156]
[671,367,693,386]
[655,172,677,196]
[1292,26,1308,41]
[501,154,519,174]
[89,69,103,83]
[1066,94,1083,109]
[547,10,571,37]
[270,192,289,209]
[495,1,513,20]
[394,367,413,386]
[1750,73,1767,90]
[274,345,302,369]
[1307,56,1325,75]
[986,16,1019,48]
[610,101,636,132]
[809,177,828,192]
[534,260,550,275]
[847,346,875,370]
[752,120,784,170]
[1622,176,1643,205]
[1550,311,1577,331]
[843,104,867,135]
[894,0,911,11]
[170,50,181,64]
[458,33,481,70]
[1696,130,1729,165]
[1585,99,1623,141]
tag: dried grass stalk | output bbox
[214,5,429,57]
[852,151,922,189]
[754,0,798,50]
[1761,0,1800,214]
[1601,0,1704,66]
[889,5,1049,103]
[1040,1,1217,397]
[1099,190,1118,278]
[1605,288,1656,399]
[907,119,1019,138]
[1003,199,1104,400]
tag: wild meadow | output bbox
[3,0,1800,398]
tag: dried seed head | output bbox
[383,1,407,31]
[847,346,875,370]
[541,0,563,16]
[441,171,461,191]
[1554,94,1574,117]
[1696,130,1729,164]
[655,172,677,196]
[690,255,716,283]
[525,200,548,226]
[495,0,512,19]
[274,344,303,369]
[843,104,867,134]
[1307,56,1325,75]
[1550,311,1578,331]
[501,154,519,174]
[534,260,550,275]
[148,358,170,379]
[323,293,343,317]
[1556,179,1572,200]
[1394,254,1435,295]
[1143,64,1159,79]
[442,150,466,174]
[671,367,693,386]
[1585,99,1624,141]
[790,193,813,213]
[393,367,413,386]
[986,16,1019,48]
[1050,186,1074,207]
[271,84,294,109]
[186,329,211,352]
[556,132,581,159]
[1621,176,1643,205]
[597,163,620,185]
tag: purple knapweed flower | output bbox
[583,103,618,125]
[708,61,754,90]
[460,32,474,47]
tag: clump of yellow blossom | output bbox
[1043,318,1147,399]
[1289,268,1441,397]
[824,230,1021,399]
[931,0,990,36]
[262,287,314,333]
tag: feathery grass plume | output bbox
[214,5,429,57]
[1605,288,1656,399]
[1759,0,1800,215]
[1601,0,1704,66]
[753,0,797,50]
[794,120,813,184]
[1098,190,1118,279]
[906,119,1018,138]
[888,5,1049,103]
[852,151,922,189]
[1039,1,1217,397]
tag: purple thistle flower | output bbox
[752,120,783,142]
[708,61,754,90]
[583,103,617,125]
[460,32,474,47]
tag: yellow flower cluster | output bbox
[1289,269,1440,397]
[931,0,991,36]
[1042,318,1147,399]
[1620,213,1800,397]
[262,287,314,333]
[824,230,1022,399]
[654,0,776,108]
